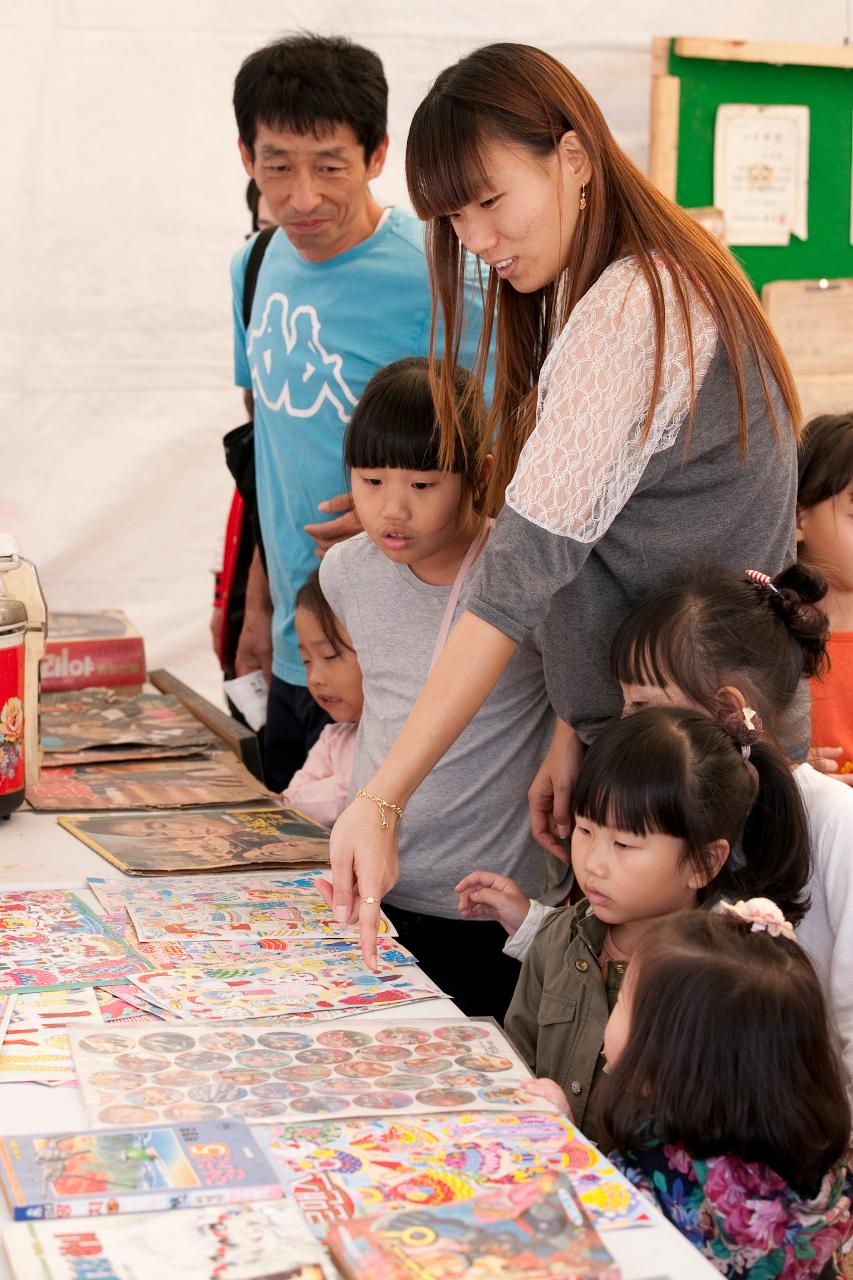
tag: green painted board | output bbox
[668,41,853,292]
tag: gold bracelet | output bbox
[355,788,404,829]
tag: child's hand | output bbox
[519,1077,573,1118]
[810,746,853,785]
[455,871,530,935]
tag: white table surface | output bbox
[0,809,717,1278]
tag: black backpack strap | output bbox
[241,226,276,328]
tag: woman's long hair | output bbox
[406,43,801,514]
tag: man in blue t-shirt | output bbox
[231,34,478,790]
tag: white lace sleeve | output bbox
[505,257,719,542]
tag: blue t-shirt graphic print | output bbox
[232,207,446,686]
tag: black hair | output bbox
[610,563,829,746]
[572,707,811,923]
[233,33,387,160]
[294,569,353,658]
[344,357,485,490]
[246,178,261,232]
[598,910,851,1197]
[798,412,853,509]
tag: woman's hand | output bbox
[528,718,585,859]
[455,871,530,935]
[327,795,401,970]
[518,1077,573,1118]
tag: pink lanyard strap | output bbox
[428,532,487,673]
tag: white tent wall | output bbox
[2,1,849,705]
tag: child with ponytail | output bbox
[597,904,852,1279]
[475,705,811,1143]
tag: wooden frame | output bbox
[648,35,853,200]
[148,668,264,781]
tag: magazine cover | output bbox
[26,755,272,811]
[40,689,215,755]
[327,1172,621,1280]
[59,807,330,875]
[1,1199,327,1280]
[0,1120,281,1219]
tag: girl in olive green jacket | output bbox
[457,705,811,1143]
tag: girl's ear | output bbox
[714,684,748,720]
[687,838,730,889]
[795,504,808,545]
[482,452,495,482]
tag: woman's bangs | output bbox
[406,96,490,219]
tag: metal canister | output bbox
[0,597,27,816]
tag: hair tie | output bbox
[715,897,796,941]
[722,705,763,760]
[745,568,782,597]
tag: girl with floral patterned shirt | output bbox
[597,905,852,1279]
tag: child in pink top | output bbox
[281,572,362,827]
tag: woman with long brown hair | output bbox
[327,42,802,966]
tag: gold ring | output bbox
[363,896,378,905]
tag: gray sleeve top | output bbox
[467,256,798,742]
[321,534,572,917]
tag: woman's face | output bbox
[447,137,588,293]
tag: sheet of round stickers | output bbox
[68,1018,544,1129]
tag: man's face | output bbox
[240,121,388,262]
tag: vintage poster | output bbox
[69,1019,543,1130]
[26,755,272,811]
[60,807,330,875]
[0,890,150,993]
[256,1109,653,1236]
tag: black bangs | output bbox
[343,358,468,473]
[406,90,491,219]
[799,414,853,507]
[573,710,693,840]
[610,591,705,704]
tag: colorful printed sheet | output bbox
[0,988,103,1086]
[1,1199,327,1280]
[60,807,330,874]
[0,890,150,993]
[40,689,215,754]
[255,1110,654,1235]
[92,897,413,970]
[69,1019,543,1130]
[327,1173,621,1280]
[26,755,271,811]
[122,952,443,1022]
[94,987,164,1024]
[89,870,395,942]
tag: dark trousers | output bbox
[264,675,331,791]
[383,904,522,1024]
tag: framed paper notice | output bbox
[714,103,810,246]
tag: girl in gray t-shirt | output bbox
[320,358,569,1021]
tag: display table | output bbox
[0,810,718,1279]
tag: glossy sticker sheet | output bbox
[93,899,413,971]
[0,988,103,1085]
[89,871,395,942]
[255,1110,654,1235]
[123,952,443,1022]
[0,890,150,993]
[69,1018,542,1130]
